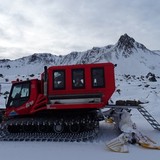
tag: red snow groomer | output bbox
[0,63,115,141]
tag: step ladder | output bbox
[106,103,160,131]
[137,106,160,131]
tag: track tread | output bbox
[0,113,99,142]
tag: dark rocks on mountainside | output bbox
[0,74,3,78]
[29,54,41,63]
[0,59,10,63]
[146,72,157,82]
[4,91,9,95]
[3,65,11,69]
[144,84,150,88]
[135,41,147,50]
[28,53,56,64]
[0,64,11,69]
[116,89,121,95]
[5,78,9,82]
[29,74,35,77]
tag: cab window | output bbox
[72,69,85,88]
[7,82,30,107]
[91,67,105,88]
[53,70,65,89]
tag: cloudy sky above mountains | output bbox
[0,0,160,59]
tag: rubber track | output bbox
[0,115,99,142]
[0,130,98,142]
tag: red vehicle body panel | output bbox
[5,63,115,117]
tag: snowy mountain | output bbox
[0,34,160,158]
[0,34,160,77]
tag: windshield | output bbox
[7,82,30,108]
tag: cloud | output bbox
[0,0,160,59]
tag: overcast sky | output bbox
[0,0,160,59]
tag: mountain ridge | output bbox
[0,34,160,76]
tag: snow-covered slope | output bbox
[0,66,160,160]
[0,34,160,76]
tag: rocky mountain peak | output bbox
[115,33,148,58]
[117,34,147,52]
[114,34,136,58]
[117,33,135,49]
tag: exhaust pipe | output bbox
[44,66,48,96]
